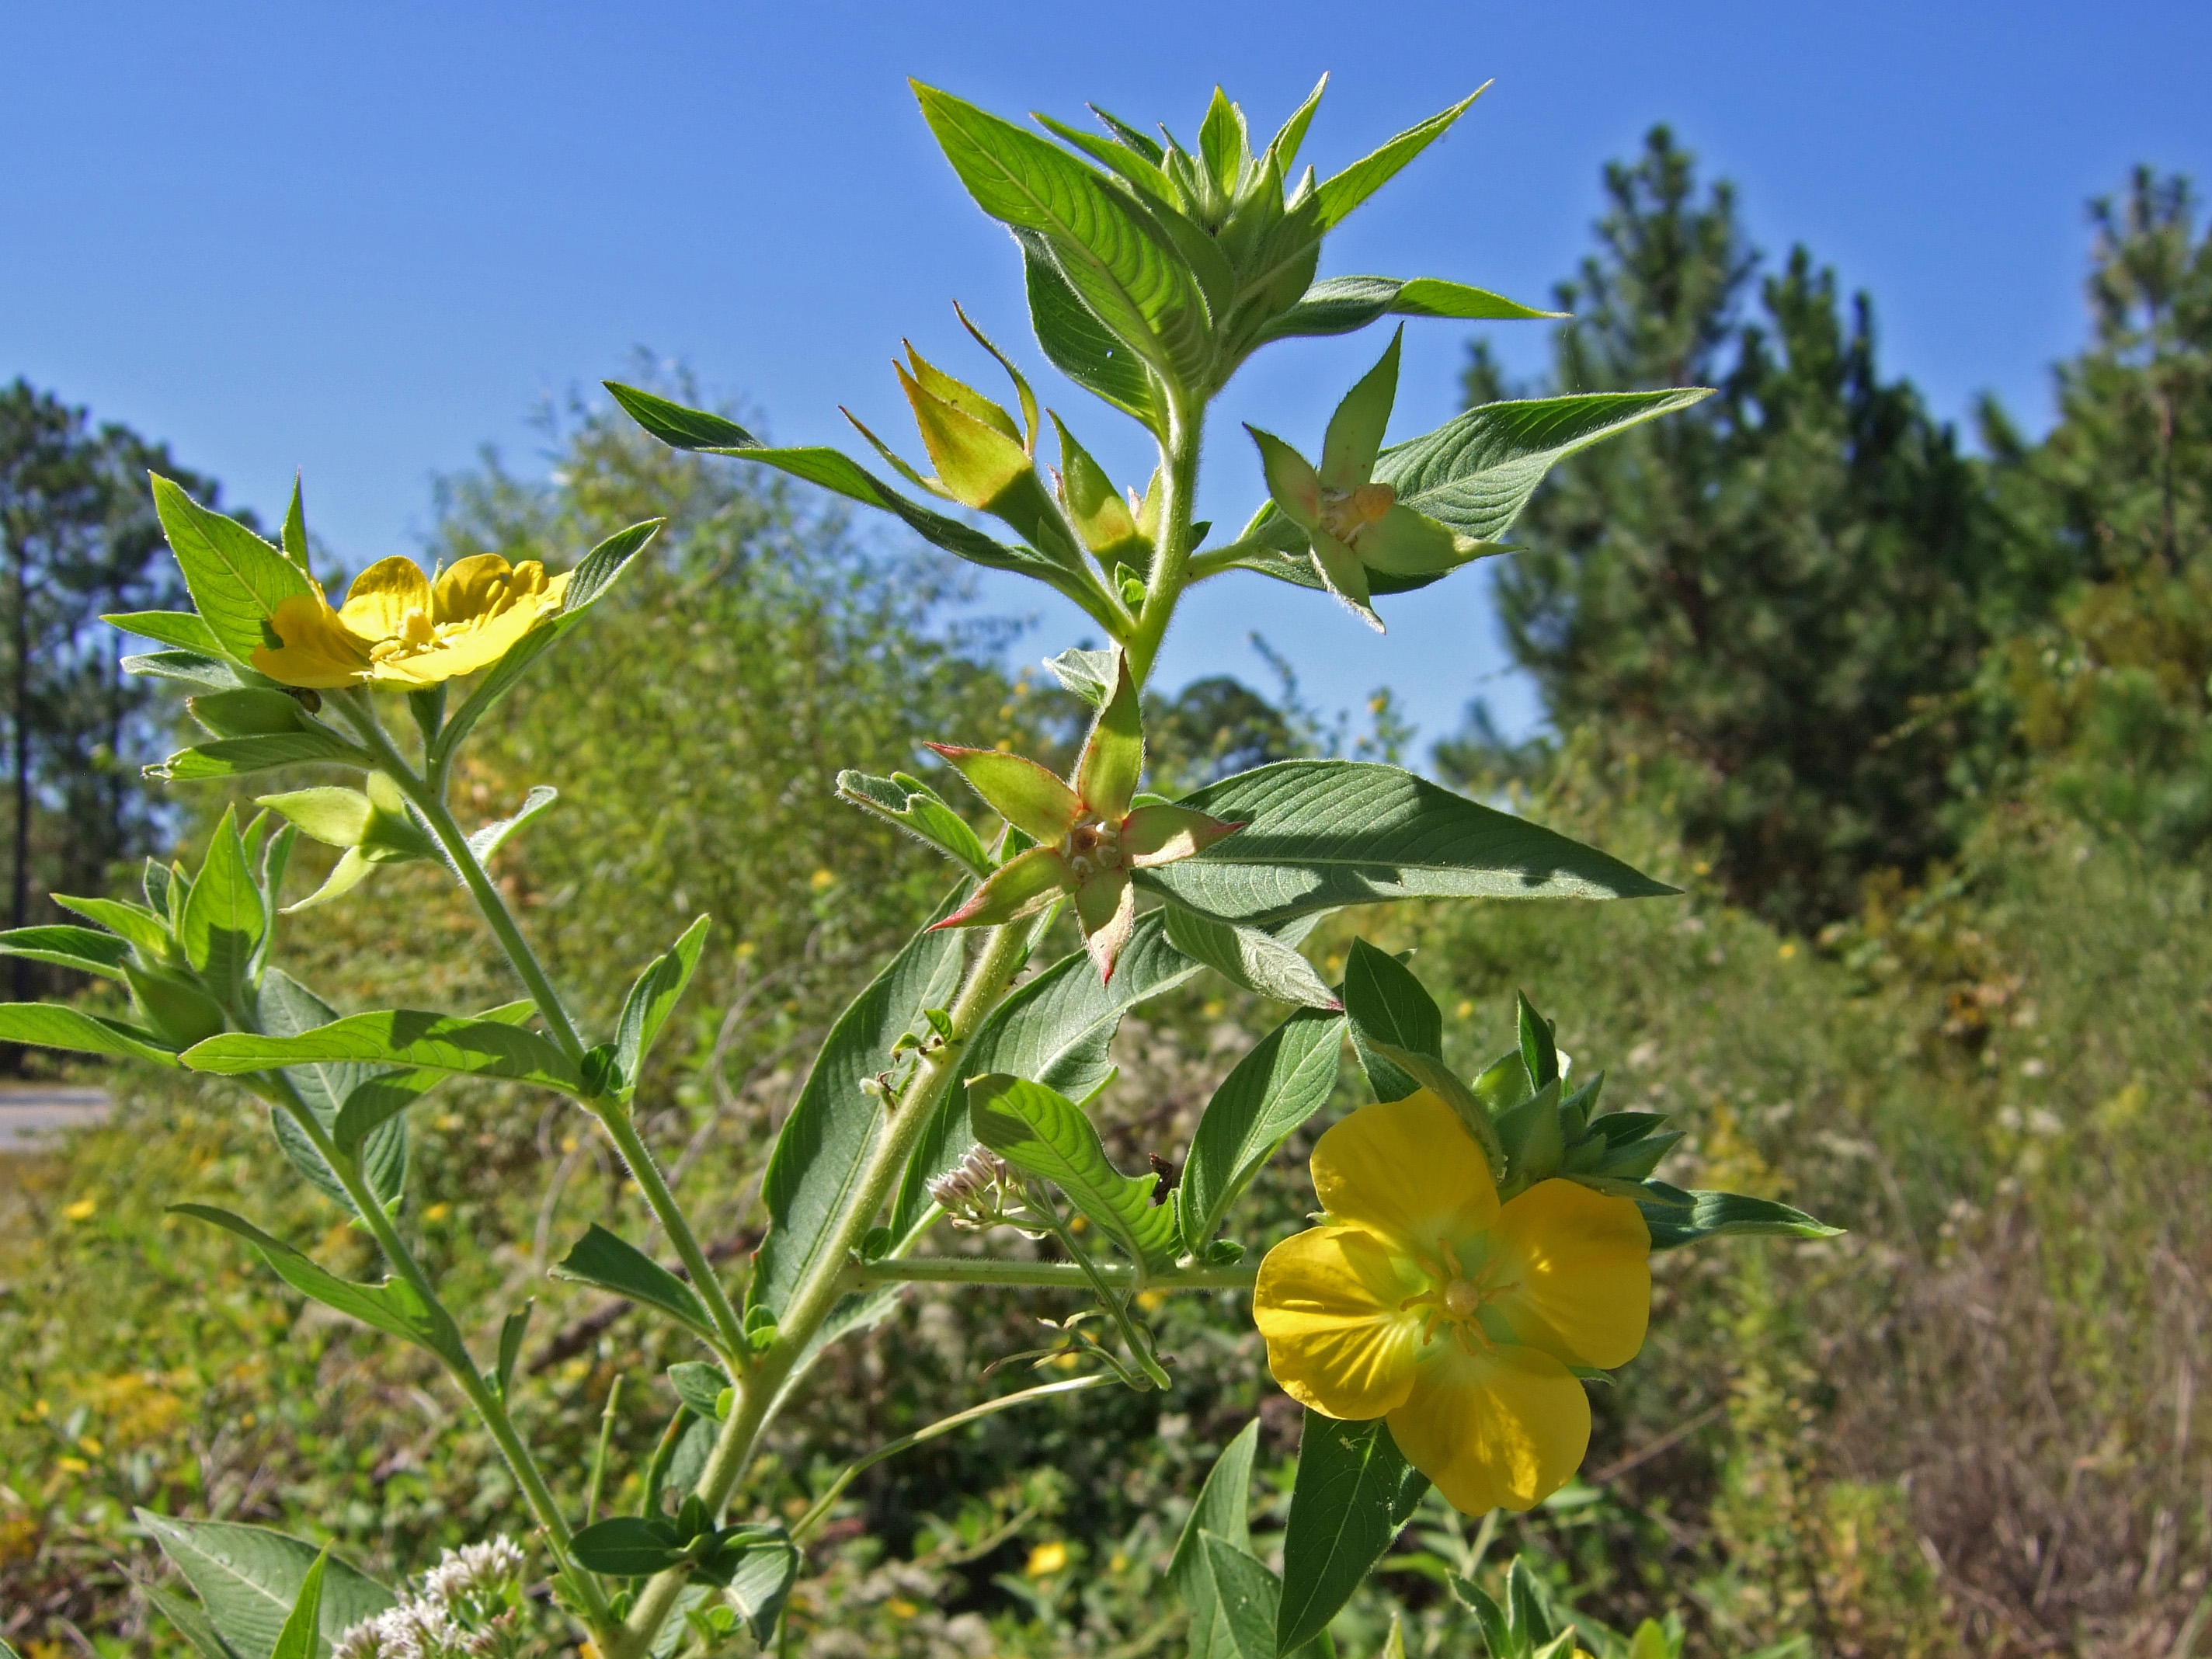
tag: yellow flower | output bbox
[252,553,568,689]
[1253,1091,1650,1515]
[61,1198,96,1223]
[1024,1539,1068,1577]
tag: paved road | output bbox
[0,1086,112,1154]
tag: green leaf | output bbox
[1517,991,1559,1090]
[1163,906,1337,1008]
[1369,1041,1509,1180]
[256,788,372,849]
[1139,761,1673,925]
[1277,1414,1429,1654]
[570,1515,687,1577]
[666,1359,729,1418]
[170,1205,459,1359]
[143,1581,245,1659]
[152,731,370,781]
[1341,939,1441,1102]
[602,381,760,450]
[553,1223,718,1340]
[1641,1188,1843,1250]
[124,964,228,1048]
[0,924,132,980]
[1042,645,1122,708]
[892,909,1200,1243]
[561,516,669,616]
[1170,1419,1259,1598]
[183,1010,581,1094]
[1375,391,1712,546]
[149,475,315,665]
[182,809,264,1001]
[189,689,310,739]
[1253,274,1560,347]
[915,82,1212,390]
[612,916,711,1100]
[0,1003,177,1066]
[1180,1008,1344,1254]
[751,887,969,1316]
[1313,88,1487,231]
[716,1525,802,1640]
[103,609,225,655]
[266,1547,328,1659]
[1018,231,1163,430]
[134,1512,393,1659]
[969,1073,1178,1268]
[836,771,993,878]
[125,649,251,691]
[280,475,311,573]
[465,785,558,862]
[1195,1532,1282,1659]
[52,892,172,956]
[256,972,409,1216]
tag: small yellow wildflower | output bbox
[252,553,568,689]
[61,1198,96,1223]
[1024,1540,1068,1577]
[1254,1091,1650,1515]
[885,1598,921,1618]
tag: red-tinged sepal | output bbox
[1075,653,1143,820]
[1075,868,1136,982]
[927,745,1083,843]
[1122,805,1243,868]
[930,846,1077,930]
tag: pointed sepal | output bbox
[927,745,1083,843]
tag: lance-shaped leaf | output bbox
[125,649,250,691]
[183,1010,583,1094]
[182,807,263,1002]
[596,382,759,450]
[266,1548,328,1659]
[135,1512,394,1659]
[969,1074,1177,1268]
[1641,1188,1843,1250]
[915,82,1212,391]
[143,1582,242,1659]
[280,473,311,572]
[0,925,132,980]
[171,1204,461,1360]
[894,361,1074,560]
[465,785,558,862]
[719,1527,802,1642]
[1139,760,1673,924]
[1042,645,1122,708]
[1341,938,1440,1102]
[256,787,372,848]
[611,915,711,1100]
[892,909,1199,1243]
[1191,1532,1282,1659]
[152,730,371,781]
[104,608,226,656]
[1171,1421,1259,1595]
[1052,414,1146,565]
[257,970,406,1216]
[751,885,968,1316]
[927,745,1082,842]
[188,688,310,739]
[836,770,993,877]
[150,475,315,665]
[1254,274,1562,347]
[0,1003,179,1066]
[1277,1414,1430,1654]
[569,1515,690,1577]
[54,892,170,955]
[1019,231,1163,430]
[1162,907,1336,1009]
[1314,86,1487,231]
[1179,1007,1344,1254]
[553,1223,718,1341]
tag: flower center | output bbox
[1442,1278,1482,1318]
[1401,1238,1518,1358]
[1319,481,1396,544]
[1062,816,1124,878]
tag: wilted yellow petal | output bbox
[1386,1340,1588,1514]
[1491,1179,1650,1370]
[1254,1226,1424,1419]
[1310,1093,1499,1253]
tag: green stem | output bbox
[613,918,1037,1657]
[343,692,749,1361]
[1125,391,1204,687]
[1031,1188,1172,1390]
[257,1074,616,1632]
[586,1375,622,1526]
[843,1256,1257,1292]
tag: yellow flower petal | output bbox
[1310,1092,1499,1253]
[1491,1179,1651,1370]
[431,553,521,625]
[337,556,435,641]
[1386,1340,1589,1514]
[1254,1226,1425,1419]
[252,592,375,688]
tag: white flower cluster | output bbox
[332,1537,526,1659]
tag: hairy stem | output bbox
[343,692,749,1359]
[843,1256,1257,1291]
[258,1075,615,1631]
[614,917,1036,1656]
[1125,391,1204,687]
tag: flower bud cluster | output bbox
[333,1537,526,1659]
[927,1147,1046,1236]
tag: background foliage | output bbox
[6,138,2212,1659]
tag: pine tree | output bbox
[1469,129,2002,929]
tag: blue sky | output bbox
[6,2,2210,751]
